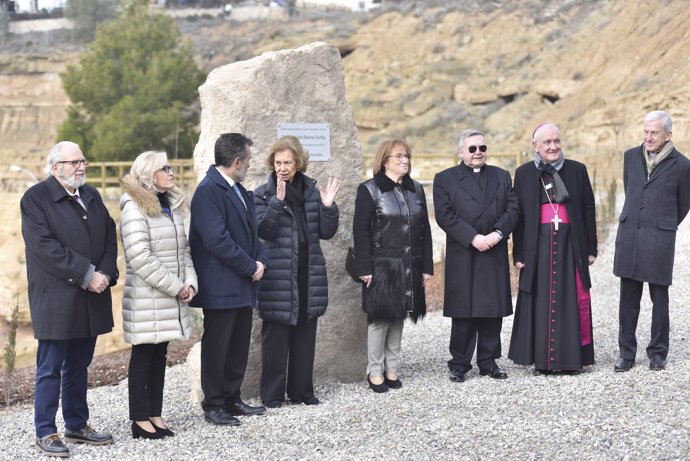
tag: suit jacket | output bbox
[613,144,690,285]
[513,159,597,293]
[433,164,518,318]
[189,165,268,309]
[20,176,118,340]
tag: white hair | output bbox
[44,141,81,177]
[458,129,485,148]
[644,111,672,132]
[533,123,560,143]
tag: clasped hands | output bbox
[177,284,196,303]
[87,272,109,294]
[471,231,502,252]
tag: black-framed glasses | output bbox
[56,159,89,167]
[468,145,487,153]
[161,165,174,174]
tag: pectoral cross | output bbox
[551,213,562,231]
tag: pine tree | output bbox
[58,0,204,161]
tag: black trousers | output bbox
[618,277,670,361]
[448,317,503,373]
[128,342,168,421]
[200,308,252,411]
[260,316,318,404]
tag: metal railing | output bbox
[85,159,196,194]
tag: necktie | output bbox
[71,194,86,210]
[233,185,247,209]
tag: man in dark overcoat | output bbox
[433,129,518,382]
[20,141,118,457]
[613,110,690,372]
[189,132,269,426]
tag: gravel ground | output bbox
[2,220,690,461]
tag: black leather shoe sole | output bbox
[226,407,267,417]
[449,370,466,383]
[204,411,241,426]
[649,361,666,371]
[479,368,508,379]
[614,359,635,372]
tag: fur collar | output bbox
[373,172,416,193]
[120,174,186,216]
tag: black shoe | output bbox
[367,374,389,393]
[384,376,402,389]
[533,368,554,376]
[614,357,635,372]
[263,400,283,409]
[131,422,164,440]
[226,401,266,417]
[449,369,466,383]
[36,433,70,458]
[63,425,113,445]
[150,421,174,437]
[649,357,666,371]
[479,367,508,379]
[303,396,320,406]
[204,408,241,426]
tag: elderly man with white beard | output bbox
[20,141,118,457]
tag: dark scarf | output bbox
[281,172,308,247]
[534,152,569,203]
[157,192,171,216]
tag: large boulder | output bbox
[187,42,367,401]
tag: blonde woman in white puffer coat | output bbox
[119,151,197,440]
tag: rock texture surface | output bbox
[190,41,367,399]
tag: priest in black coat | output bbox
[433,129,518,382]
[509,123,597,374]
[613,111,690,372]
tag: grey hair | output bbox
[44,141,81,177]
[458,129,485,148]
[644,111,672,132]
[533,123,560,142]
[130,151,168,192]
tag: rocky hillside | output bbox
[2,1,689,170]
[1,0,689,365]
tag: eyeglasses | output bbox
[160,165,174,174]
[467,145,487,154]
[387,153,411,161]
[56,159,89,168]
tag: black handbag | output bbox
[345,246,360,282]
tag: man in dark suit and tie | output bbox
[189,132,269,425]
[433,129,518,383]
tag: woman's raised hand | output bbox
[318,177,341,207]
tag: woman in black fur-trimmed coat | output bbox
[353,139,433,393]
